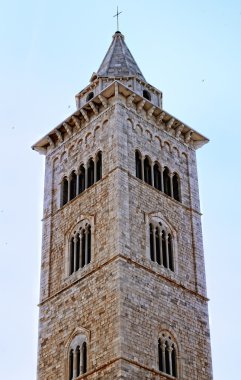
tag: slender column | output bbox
[165,234,170,269]
[94,157,97,183]
[151,163,154,186]
[76,169,80,195]
[68,240,72,275]
[80,347,84,374]
[73,236,77,272]
[141,158,144,181]
[73,349,78,379]
[68,175,71,201]
[160,166,164,192]
[160,229,163,266]
[80,231,84,268]
[153,226,157,262]
[85,228,89,266]
[85,164,88,188]
[170,173,174,198]
[168,346,173,376]
[161,343,166,373]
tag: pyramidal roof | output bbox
[96,31,146,81]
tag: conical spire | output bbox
[96,31,146,81]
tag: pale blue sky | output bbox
[0,1,240,379]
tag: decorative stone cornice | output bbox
[32,80,209,155]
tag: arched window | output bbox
[163,166,171,196]
[68,335,88,379]
[173,172,181,202]
[61,177,68,206]
[69,171,77,201]
[153,163,162,191]
[96,151,102,181]
[158,333,177,377]
[87,158,94,188]
[86,91,94,102]
[144,156,152,185]
[149,220,175,272]
[143,89,151,101]
[135,150,142,180]
[69,223,92,275]
[78,165,85,194]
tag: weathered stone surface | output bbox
[35,33,212,380]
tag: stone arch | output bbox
[85,132,92,145]
[94,125,101,139]
[68,144,76,157]
[154,135,162,148]
[135,123,143,135]
[163,141,171,152]
[127,118,134,130]
[60,151,67,162]
[172,146,180,158]
[102,119,109,130]
[146,129,153,141]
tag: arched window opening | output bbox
[87,158,94,188]
[69,223,91,275]
[78,165,85,194]
[155,227,161,265]
[149,224,154,262]
[154,163,162,191]
[68,336,88,380]
[86,91,94,102]
[143,89,151,101]
[76,346,81,377]
[96,151,102,181]
[163,167,171,196]
[69,349,74,380]
[144,157,152,185]
[135,151,142,180]
[173,173,180,202]
[168,234,174,272]
[158,335,177,378]
[82,342,87,374]
[162,230,167,268]
[61,177,68,206]
[70,237,75,275]
[70,171,77,201]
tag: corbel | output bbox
[157,111,165,125]
[147,106,155,119]
[55,129,63,143]
[89,101,99,115]
[175,124,184,138]
[185,130,193,143]
[137,99,145,113]
[98,94,108,109]
[71,117,81,131]
[80,108,89,122]
[166,117,175,131]
[126,93,136,108]
[63,122,72,136]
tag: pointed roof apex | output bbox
[95,31,146,82]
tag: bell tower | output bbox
[33,31,213,380]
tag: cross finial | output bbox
[113,6,123,31]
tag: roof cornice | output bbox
[32,81,208,155]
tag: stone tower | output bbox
[33,31,213,380]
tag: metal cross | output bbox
[113,6,123,31]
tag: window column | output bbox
[170,173,174,198]
[165,233,170,269]
[68,174,71,201]
[160,165,164,192]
